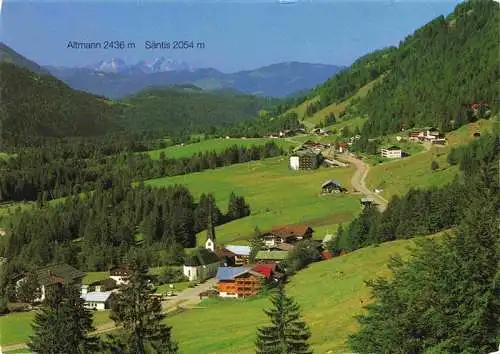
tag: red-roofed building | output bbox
[252,263,277,279]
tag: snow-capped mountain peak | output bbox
[86,57,194,74]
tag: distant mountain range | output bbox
[80,57,194,75]
[44,58,345,99]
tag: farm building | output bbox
[80,286,114,311]
[380,145,403,159]
[216,267,265,298]
[289,150,323,170]
[109,264,131,285]
[321,180,345,193]
[16,263,86,303]
[262,224,314,248]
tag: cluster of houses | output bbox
[182,224,331,299]
[264,128,307,139]
[289,140,348,170]
[14,263,132,311]
[408,127,446,145]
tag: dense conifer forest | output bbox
[0,182,251,277]
[0,141,284,202]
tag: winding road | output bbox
[336,153,389,212]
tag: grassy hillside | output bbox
[167,235,438,353]
[365,118,496,199]
[146,138,295,160]
[305,76,384,128]
[145,156,361,245]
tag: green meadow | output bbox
[0,310,111,347]
[146,138,295,160]
[145,156,362,245]
[167,235,435,354]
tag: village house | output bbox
[109,264,131,285]
[321,180,345,194]
[289,149,323,170]
[16,263,86,303]
[224,245,251,265]
[216,267,265,298]
[360,197,376,207]
[262,224,314,248]
[80,285,114,311]
[380,145,403,159]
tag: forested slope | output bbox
[283,0,499,138]
[359,0,499,136]
[0,62,122,148]
[119,87,278,135]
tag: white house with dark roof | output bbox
[183,248,221,282]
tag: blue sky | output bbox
[1,0,460,72]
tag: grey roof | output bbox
[225,245,251,256]
[82,291,112,303]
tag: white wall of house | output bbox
[381,149,402,159]
[183,262,220,282]
[183,265,199,281]
[218,291,238,298]
[84,301,107,311]
[110,276,129,285]
[289,156,300,170]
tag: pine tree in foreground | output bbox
[28,285,98,354]
[104,257,178,354]
[255,282,313,354]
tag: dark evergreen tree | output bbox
[348,182,499,353]
[106,258,178,354]
[249,226,264,263]
[28,285,98,354]
[255,282,312,354]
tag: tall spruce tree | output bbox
[105,257,178,354]
[28,285,98,353]
[249,226,264,263]
[255,282,313,354]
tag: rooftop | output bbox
[225,245,251,256]
[82,291,113,303]
[35,264,86,286]
[216,266,263,281]
[271,224,313,236]
[255,250,289,261]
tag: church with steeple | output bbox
[182,205,222,282]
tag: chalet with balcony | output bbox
[262,224,314,248]
[216,267,265,298]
